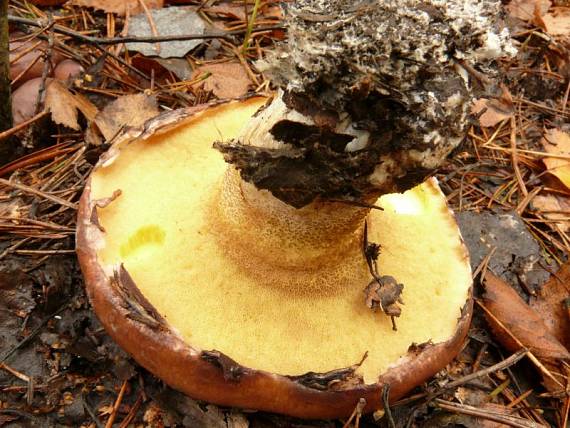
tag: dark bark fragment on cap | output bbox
[110,264,166,330]
[201,350,249,382]
[287,352,368,391]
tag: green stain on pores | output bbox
[120,225,165,258]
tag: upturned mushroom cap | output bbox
[77,98,473,419]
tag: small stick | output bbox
[0,110,50,142]
[0,303,69,363]
[394,349,528,407]
[82,395,104,428]
[507,389,533,408]
[510,117,528,197]
[435,399,546,428]
[105,380,128,428]
[382,384,396,428]
[137,0,160,55]
[561,394,570,428]
[7,14,284,46]
[342,397,366,428]
[118,392,143,428]
[0,177,77,209]
[0,362,30,382]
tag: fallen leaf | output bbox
[126,8,205,58]
[541,128,570,190]
[70,0,163,16]
[506,0,552,21]
[541,7,570,35]
[204,4,247,21]
[193,62,251,99]
[89,94,160,143]
[530,262,570,350]
[482,271,570,361]
[471,96,514,128]
[532,194,570,232]
[45,80,99,130]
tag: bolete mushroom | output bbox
[77,0,514,419]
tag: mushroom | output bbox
[77,0,514,419]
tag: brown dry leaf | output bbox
[92,94,160,142]
[471,98,514,127]
[44,81,98,130]
[70,0,163,16]
[482,271,570,361]
[506,0,552,21]
[541,7,570,35]
[541,128,570,190]
[532,194,570,232]
[193,62,251,99]
[204,4,247,21]
[530,262,570,351]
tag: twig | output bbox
[0,177,77,209]
[435,399,547,428]
[382,384,396,428]
[82,395,104,428]
[0,362,30,382]
[8,14,284,45]
[394,349,528,407]
[0,141,75,177]
[0,303,69,363]
[0,110,50,142]
[342,398,366,428]
[510,117,528,197]
[137,0,160,55]
[105,380,128,428]
[118,392,143,428]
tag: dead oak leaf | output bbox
[70,0,163,16]
[483,271,570,393]
[541,7,570,36]
[193,62,251,99]
[45,80,98,130]
[471,98,514,127]
[542,128,570,190]
[530,262,570,351]
[87,94,160,145]
[204,4,247,21]
[532,194,570,232]
[506,0,552,21]
[482,271,570,362]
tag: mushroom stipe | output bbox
[77,98,473,419]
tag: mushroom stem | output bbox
[213,167,371,291]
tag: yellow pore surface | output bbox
[91,99,471,383]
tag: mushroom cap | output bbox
[77,98,472,419]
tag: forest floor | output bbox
[1,1,570,427]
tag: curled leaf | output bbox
[482,271,570,362]
[542,128,570,190]
[530,262,570,351]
